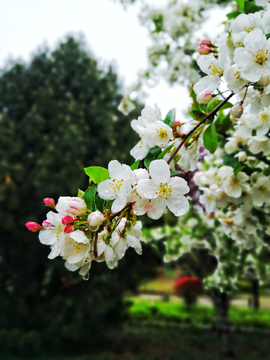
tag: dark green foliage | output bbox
[0,37,161,356]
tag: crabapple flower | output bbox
[234,29,270,82]
[224,65,249,93]
[193,46,230,94]
[98,160,135,213]
[96,228,119,269]
[112,219,143,259]
[135,159,190,219]
[245,108,270,136]
[56,197,87,217]
[144,120,173,148]
[25,221,44,232]
[223,170,249,198]
[230,12,261,48]
[87,210,104,227]
[248,135,270,154]
[59,230,90,264]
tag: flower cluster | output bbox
[26,1,270,286]
[27,152,190,278]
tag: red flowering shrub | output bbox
[174,276,204,306]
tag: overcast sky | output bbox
[0,0,228,117]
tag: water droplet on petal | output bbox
[83,272,90,281]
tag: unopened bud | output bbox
[25,221,44,232]
[64,225,75,234]
[230,102,243,119]
[198,45,213,55]
[43,198,56,208]
[42,220,52,227]
[88,211,104,227]
[199,39,213,47]
[196,91,212,104]
[258,70,270,87]
[62,216,74,225]
[172,120,183,137]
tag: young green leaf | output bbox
[77,189,85,199]
[164,108,176,128]
[158,143,174,159]
[95,194,105,212]
[131,160,140,170]
[144,146,162,168]
[83,185,97,211]
[203,123,218,154]
[84,166,110,184]
[244,2,263,13]
[226,10,242,20]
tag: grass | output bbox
[126,297,270,329]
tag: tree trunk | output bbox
[211,287,233,356]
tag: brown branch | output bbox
[167,92,234,165]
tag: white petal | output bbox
[166,195,189,216]
[149,159,170,184]
[136,179,159,199]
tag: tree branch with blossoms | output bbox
[26,0,270,288]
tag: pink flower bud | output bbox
[199,39,213,47]
[196,91,212,104]
[43,198,55,208]
[25,221,44,232]
[197,45,213,55]
[42,220,52,227]
[64,225,74,234]
[61,216,74,225]
[230,102,243,119]
[87,211,104,227]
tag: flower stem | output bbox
[167,92,234,165]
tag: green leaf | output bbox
[226,11,242,20]
[83,185,97,211]
[234,165,245,175]
[206,98,232,113]
[235,0,245,11]
[263,167,270,176]
[131,160,140,170]
[203,123,218,154]
[170,170,181,176]
[95,194,105,212]
[77,189,84,199]
[158,143,174,159]
[164,108,176,128]
[266,34,270,39]
[84,166,110,184]
[244,2,264,13]
[144,146,162,168]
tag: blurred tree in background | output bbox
[0,37,161,356]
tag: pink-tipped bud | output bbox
[43,198,55,208]
[196,91,212,104]
[42,220,52,227]
[199,39,213,47]
[25,221,44,232]
[61,216,74,225]
[172,121,183,137]
[230,102,243,119]
[87,210,104,227]
[197,45,213,55]
[64,225,74,234]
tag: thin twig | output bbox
[167,92,234,165]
